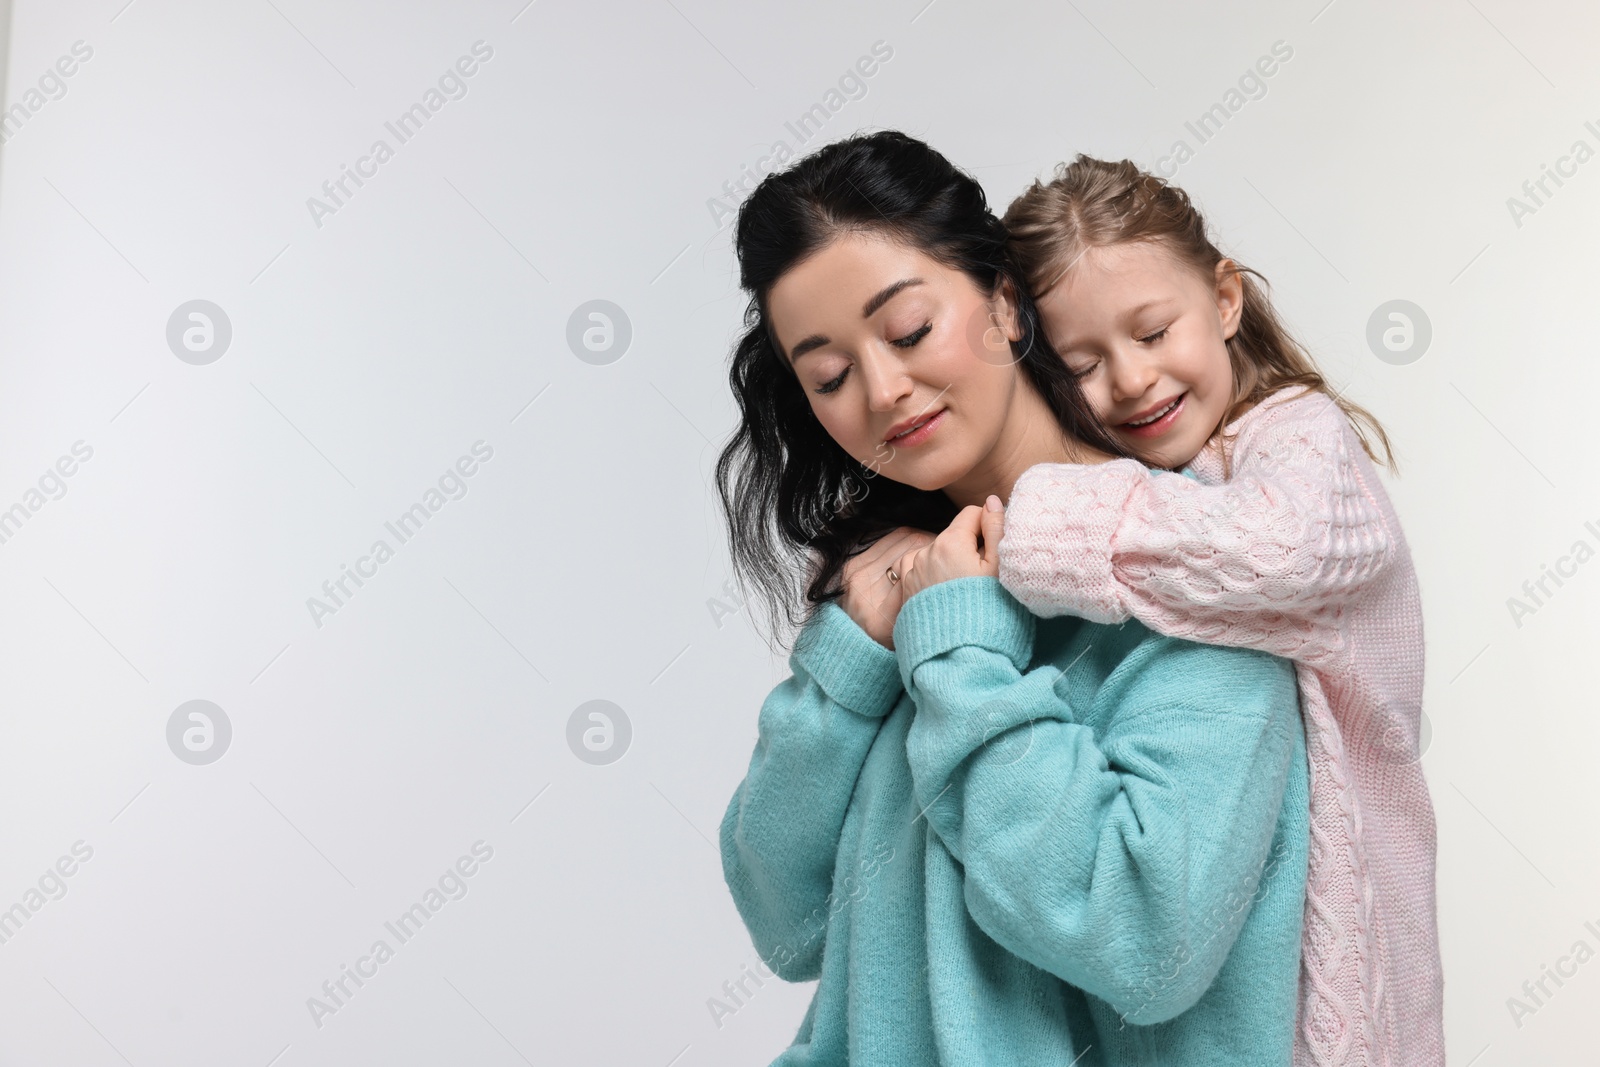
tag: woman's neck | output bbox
[940,384,1098,510]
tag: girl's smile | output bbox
[1035,241,1243,470]
[1119,391,1186,438]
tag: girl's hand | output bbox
[839,527,937,649]
[894,495,1005,602]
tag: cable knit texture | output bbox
[996,387,1445,1067]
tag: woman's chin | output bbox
[874,465,947,494]
[909,464,974,495]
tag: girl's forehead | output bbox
[1054,241,1202,298]
[1070,239,1176,277]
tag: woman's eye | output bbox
[1138,327,1169,344]
[891,323,932,348]
[816,367,849,395]
[814,323,929,394]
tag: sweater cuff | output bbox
[892,576,1036,688]
[791,599,905,719]
[997,460,1139,623]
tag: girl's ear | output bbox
[1214,259,1245,340]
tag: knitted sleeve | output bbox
[719,599,904,982]
[995,390,1394,659]
[893,576,1301,1025]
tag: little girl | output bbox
[994,157,1445,1067]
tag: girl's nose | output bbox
[1110,354,1159,401]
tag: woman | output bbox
[715,130,1310,1066]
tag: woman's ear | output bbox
[992,276,1025,342]
[1214,259,1244,340]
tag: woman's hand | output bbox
[894,495,1005,602]
[839,527,937,649]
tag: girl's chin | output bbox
[1117,434,1198,470]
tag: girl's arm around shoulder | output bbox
[892,576,1303,1024]
[996,389,1398,657]
[720,599,903,982]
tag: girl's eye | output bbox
[1138,327,1169,344]
[891,323,932,348]
[1069,361,1097,380]
[816,368,849,395]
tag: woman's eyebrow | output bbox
[789,278,926,362]
[789,334,830,361]
[863,277,923,317]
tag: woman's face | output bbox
[767,230,1063,505]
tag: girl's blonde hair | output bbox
[1003,154,1396,474]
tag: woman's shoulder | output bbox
[1045,614,1299,710]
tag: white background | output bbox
[0,0,1595,1063]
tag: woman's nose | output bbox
[860,350,913,411]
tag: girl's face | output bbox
[766,230,1071,508]
[1035,240,1243,470]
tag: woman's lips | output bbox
[1120,393,1185,439]
[888,408,945,448]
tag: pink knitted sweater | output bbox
[995,386,1445,1066]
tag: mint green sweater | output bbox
[720,575,1309,1066]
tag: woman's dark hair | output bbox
[714,129,1132,649]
